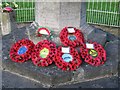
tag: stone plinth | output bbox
[34,1,95,45]
[2,26,119,87]
[35,2,94,36]
[1,12,11,35]
[1,11,17,36]
[35,2,77,30]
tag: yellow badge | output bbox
[40,48,49,58]
[89,49,98,57]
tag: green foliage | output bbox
[2,2,18,9]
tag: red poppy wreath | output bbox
[54,46,82,71]
[32,40,57,67]
[36,27,50,37]
[9,39,35,63]
[80,41,106,66]
[60,27,85,47]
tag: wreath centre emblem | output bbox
[18,46,27,55]
[40,48,49,58]
[68,35,76,41]
[89,49,98,58]
[62,54,73,62]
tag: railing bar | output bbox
[87,22,120,27]
[92,0,95,23]
[87,0,90,23]
[86,9,119,14]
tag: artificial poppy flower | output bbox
[36,27,50,37]
[32,40,57,67]
[3,7,13,12]
[80,41,106,66]
[9,39,35,63]
[54,46,82,71]
[60,27,85,47]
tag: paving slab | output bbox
[2,71,118,88]
[2,71,44,88]
[2,26,119,87]
[56,76,118,88]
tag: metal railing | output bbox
[2,1,119,27]
[87,1,119,27]
[2,0,35,23]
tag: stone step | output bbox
[87,28,107,46]
[2,26,119,87]
[2,71,118,88]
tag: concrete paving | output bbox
[2,71,44,88]
[2,71,118,88]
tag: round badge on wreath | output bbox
[54,46,82,71]
[32,40,57,67]
[9,39,35,63]
[60,27,85,47]
[80,41,106,66]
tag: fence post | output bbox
[1,10,17,36]
[0,1,2,90]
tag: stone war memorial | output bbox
[1,0,120,88]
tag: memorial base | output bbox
[2,26,119,87]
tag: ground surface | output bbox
[94,25,119,37]
[2,71,119,89]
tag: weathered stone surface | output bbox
[82,56,118,79]
[35,2,81,31]
[28,34,48,44]
[51,36,63,47]
[72,66,84,81]
[26,24,51,44]
[3,71,118,88]
[1,11,17,36]
[80,25,95,40]
[59,2,81,30]
[26,23,62,45]
[9,11,18,32]
[105,40,120,61]
[12,26,29,41]
[2,34,15,57]
[87,28,107,46]
[1,13,11,35]
[94,28,119,42]
[2,60,72,87]
[56,76,118,88]
[107,33,119,42]
[89,33,106,46]
[78,40,119,80]
[2,34,72,87]
[2,26,119,87]
[2,71,44,88]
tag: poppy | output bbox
[60,27,85,47]
[80,41,106,66]
[54,46,82,71]
[9,39,35,63]
[32,40,57,67]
